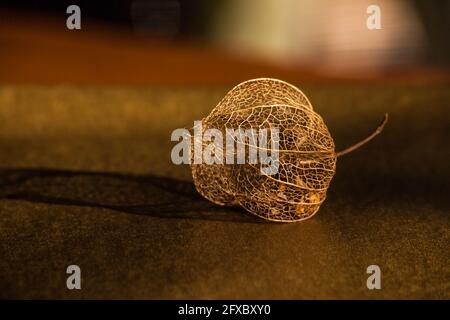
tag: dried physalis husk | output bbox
[191,78,388,222]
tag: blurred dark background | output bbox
[1,0,218,38]
[1,0,449,84]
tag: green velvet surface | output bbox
[0,84,448,299]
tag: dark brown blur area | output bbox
[0,0,449,84]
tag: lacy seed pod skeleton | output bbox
[190,78,388,222]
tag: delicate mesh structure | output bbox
[191,78,337,222]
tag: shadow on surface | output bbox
[0,168,263,223]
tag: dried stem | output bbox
[336,113,388,157]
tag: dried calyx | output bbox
[191,78,388,222]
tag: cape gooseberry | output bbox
[190,78,388,222]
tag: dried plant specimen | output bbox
[190,78,388,222]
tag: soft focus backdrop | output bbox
[1,0,449,83]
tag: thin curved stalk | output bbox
[336,113,388,157]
